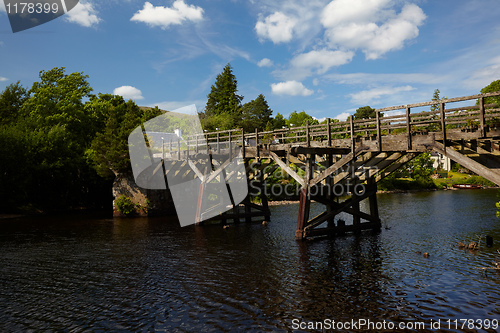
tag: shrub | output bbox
[115,195,135,216]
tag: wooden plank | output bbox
[375,153,418,182]
[375,91,500,113]
[440,102,447,147]
[309,150,357,187]
[406,107,412,150]
[432,142,500,186]
[376,112,382,151]
[269,151,306,187]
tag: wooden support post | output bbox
[241,129,246,159]
[376,111,382,151]
[440,102,447,148]
[350,116,355,156]
[479,96,486,137]
[195,182,205,225]
[352,185,361,232]
[406,106,412,150]
[258,160,270,221]
[169,139,172,156]
[327,118,332,147]
[326,152,335,229]
[367,178,380,225]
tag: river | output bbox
[1,189,500,332]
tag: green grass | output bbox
[432,171,496,188]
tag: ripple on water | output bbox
[1,190,500,331]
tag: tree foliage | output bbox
[0,81,28,125]
[0,68,161,212]
[354,106,376,120]
[287,110,319,127]
[87,94,162,177]
[480,79,500,106]
[240,94,273,132]
[203,63,243,125]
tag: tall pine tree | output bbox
[202,63,243,131]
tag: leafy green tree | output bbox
[0,81,28,125]
[287,110,319,127]
[87,94,162,177]
[480,79,500,106]
[394,152,434,179]
[354,106,376,120]
[272,112,286,129]
[202,63,243,131]
[240,94,273,132]
[21,67,94,148]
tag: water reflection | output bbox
[0,190,500,331]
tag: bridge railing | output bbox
[161,91,500,158]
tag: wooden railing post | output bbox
[406,106,412,150]
[440,102,447,147]
[350,116,355,155]
[195,134,199,154]
[241,129,246,159]
[217,131,220,154]
[255,128,259,158]
[326,118,331,147]
[177,137,181,160]
[479,96,486,137]
[376,112,381,151]
[306,121,310,146]
[228,131,232,160]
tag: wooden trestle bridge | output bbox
[157,92,500,240]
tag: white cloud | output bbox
[464,55,500,90]
[349,85,415,104]
[271,80,314,96]
[0,77,8,82]
[114,86,144,100]
[257,58,274,67]
[65,2,101,27]
[322,1,426,59]
[255,12,297,44]
[325,72,445,86]
[290,49,354,78]
[131,1,203,29]
[334,112,351,121]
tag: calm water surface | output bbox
[1,189,500,332]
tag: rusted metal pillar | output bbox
[296,154,313,240]
[296,188,310,240]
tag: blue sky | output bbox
[1,0,500,121]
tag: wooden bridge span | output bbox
[154,92,500,239]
